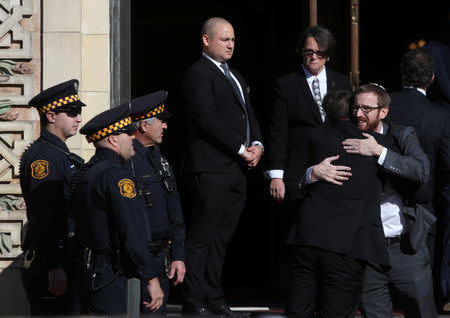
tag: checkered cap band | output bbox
[38,94,80,114]
[86,117,133,143]
[131,104,165,121]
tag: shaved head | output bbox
[201,17,231,37]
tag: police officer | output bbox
[127,91,186,314]
[71,103,164,314]
[19,79,85,315]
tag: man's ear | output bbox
[380,107,389,120]
[202,34,209,48]
[138,121,147,134]
[46,111,57,123]
[107,134,119,149]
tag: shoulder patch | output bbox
[118,179,137,198]
[31,160,49,179]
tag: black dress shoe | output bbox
[209,305,251,317]
[182,305,213,316]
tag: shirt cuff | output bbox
[378,147,387,165]
[237,144,245,155]
[304,166,315,185]
[251,141,264,153]
[263,170,284,179]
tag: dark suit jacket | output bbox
[265,68,351,198]
[387,88,450,214]
[182,55,262,173]
[288,121,389,267]
[381,122,435,253]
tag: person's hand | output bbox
[246,145,263,168]
[168,260,186,286]
[143,277,164,311]
[48,267,67,296]
[270,178,285,202]
[342,133,383,157]
[311,155,352,186]
[240,147,260,169]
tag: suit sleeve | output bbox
[109,172,155,281]
[382,126,430,183]
[264,78,288,171]
[183,66,245,156]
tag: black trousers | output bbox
[286,245,365,318]
[183,169,247,308]
[78,258,128,315]
[21,264,71,315]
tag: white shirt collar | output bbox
[302,64,327,83]
[405,86,426,96]
[202,52,224,70]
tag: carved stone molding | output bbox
[0,0,33,59]
[0,121,35,194]
[0,209,26,269]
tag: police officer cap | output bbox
[130,90,172,122]
[28,79,86,115]
[80,103,135,143]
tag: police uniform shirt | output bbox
[127,139,185,261]
[20,130,77,268]
[72,147,156,280]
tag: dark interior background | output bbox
[131,0,449,306]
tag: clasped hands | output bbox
[241,145,263,169]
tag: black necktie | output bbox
[221,63,250,146]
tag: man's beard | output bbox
[354,116,380,132]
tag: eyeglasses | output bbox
[302,49,326,58]
[352,105,384,114]
[56,107,82,118]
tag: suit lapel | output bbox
[199,56,247,112]
[297,71,323,123]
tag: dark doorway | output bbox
[131,0,449,307]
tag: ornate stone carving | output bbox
[0,209,26,268]
[0,0,33,59]
[0,0,35,114]
[0,121,34,194]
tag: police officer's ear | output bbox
[46,111,57,124]
[138,121,147,134]
[106,134,120,149]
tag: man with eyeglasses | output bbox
[285,89,390,318]
[310,83,436,317]
[70,103,162,314]
[19,79,85,315]
[264,25,351,204]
